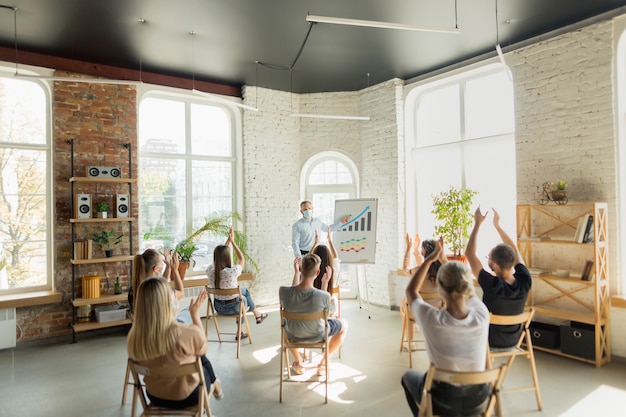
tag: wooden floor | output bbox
[0,299,625,417]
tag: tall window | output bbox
[138,93,237,274]
[302,152,359,295]
[408,65,516,258]
[0,72,51,294]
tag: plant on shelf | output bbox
[431,186,478,258]
[549,180,568,202]
[96,202,110,218]
[92,230,124,257]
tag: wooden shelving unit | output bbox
[68,139,134,342]
[517,203,611,367]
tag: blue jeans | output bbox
[214,286,255,316]
[175,307,192,324]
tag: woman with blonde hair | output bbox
[401,237,489,416]
[127,277,223,408]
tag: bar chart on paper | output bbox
[333,198,378,263]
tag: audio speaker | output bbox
[74,194,92,219]
[87,166,121,179]
[116,194,129,218]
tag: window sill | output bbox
[611,295,626,309]
[0,291,63,309]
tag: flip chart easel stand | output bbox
[357,263,371,319]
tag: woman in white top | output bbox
[401,237,490,417]
[206,227,267,337]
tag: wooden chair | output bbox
[204,285,252,358]
[279,307,329,404]
[329,284,341,358]
[418,364,505,417]
[121,358,133,405]
[128,357,214,417]
[400,293,442,368]
[486,308,542,414]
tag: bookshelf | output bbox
[517,203,610,367]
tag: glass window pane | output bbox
[416,85,461,147]
[312,192,350,226]
[465,72,515,139]
[0,148,48,289]
[0,78,46,145]
[309,160,353,185]
[191,104,231,156]
[139,97,185,153]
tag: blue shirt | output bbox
[291,217,342,257]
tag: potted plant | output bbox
[431,186,478,258]
[92,230,124,257]
[550,180,567,202]
[96,202,109,219]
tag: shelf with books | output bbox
[517,202,610,367]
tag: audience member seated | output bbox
[127,277,224,408]
[311,227,340,317]
[280,253,348,376]
[465,207,532,349]
[401,238,490,417]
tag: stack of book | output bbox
[528,267,550,276]
[574,214,594,243]
[74,240,93,260]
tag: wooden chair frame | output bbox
[329,285,341,358]
[128,357,213,417]
[400,293,441,368]
[279,307,329,404]
[418,364,505,417]
[204,285,252,358]
[486,308,542,414]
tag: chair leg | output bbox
[527,349,543,410]
[121,359,131,405]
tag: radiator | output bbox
[180,286,208,318]
[0,308,16,349]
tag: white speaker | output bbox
[116,194,129,218]
[87,166,121,178]
[74,194,92,218]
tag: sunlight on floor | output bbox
[559,385,626,416]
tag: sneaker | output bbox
[235,332,248,341]
[213,379,224,400]
[291,363,304,375]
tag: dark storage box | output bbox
[530,321,560,349]
[560,322,595,360]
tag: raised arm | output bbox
[292,257,302,285]
[327,227,338,260]
[402,233,413,276]
[406,237,443,305]
[466,207,488,279]
[168,248,184,300]
[227,227,245,269]
[493,209,524,265]
[320,265,333,292]
[310,230,320,255]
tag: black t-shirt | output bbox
[478,264,532,348]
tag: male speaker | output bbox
[75,194,92,219]
[116,194,129,218]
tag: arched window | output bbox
[302,152,359,295]
[0,67,52,293]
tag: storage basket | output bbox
[95,305,127,323]
[81,275,101,299]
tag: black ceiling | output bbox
[0,0,624,94]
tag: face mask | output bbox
[302,209,312,219]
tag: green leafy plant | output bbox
[92,230,123,250]
[432,186,478,257]
[96,202,109,212]
[552,180,567,190]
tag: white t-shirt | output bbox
[206,264,242,300]
[411,295,489,372]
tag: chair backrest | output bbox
[205,286,242,298]
[129,357,210,417]
[489,308,535,349]
[420,364,505,417]
[280,307,329,345]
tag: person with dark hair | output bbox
[401,237,490,417]
[280,253,348,376]
[465,207,532,348]
[127,277,224,408]
[206,227,267,338]
[400,233,446,351]
[291,200,350,258]
[311,227,340,316]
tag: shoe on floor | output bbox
[256,313,268,324]
[291,363,304,375]
[235,332,248,341]
[213,379,224,400]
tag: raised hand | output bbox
[474,206,488,225]
[492,208,501,228]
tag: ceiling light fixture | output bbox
[189,30,258,112]
[495,0,512,80]
[306,14,460,34]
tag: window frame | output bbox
[0,64,53,295]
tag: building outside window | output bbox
[0,72,51,293]
[138,93,238,274]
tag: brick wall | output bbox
[17,73,138,342]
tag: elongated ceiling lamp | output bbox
[189,31,258,112]
[305,1,459,34]
[494,0,512,80]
